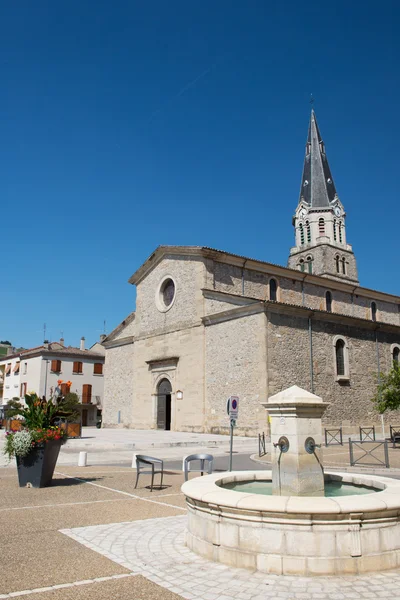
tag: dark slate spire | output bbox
[299,110,337,208]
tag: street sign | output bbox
[227,396,239,420]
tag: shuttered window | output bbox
[51,360,61,372]
[60,383,70,395]
[93,363,103,375]
[73,362,83,374]
[335,340,345,376]
[82,384,92,404]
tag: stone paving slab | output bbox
[61,515,400,600]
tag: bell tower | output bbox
[288,110,359,284]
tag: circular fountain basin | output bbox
[181,470,400,576]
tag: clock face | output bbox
[334,207,341,217]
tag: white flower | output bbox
[12,431,33,457]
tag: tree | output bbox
[56,392,80,423]
[5,398,23,418]
[0,340,11,345]
[372,362,400,413]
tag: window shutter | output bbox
[73,361,82,373]
[94,363,103,375]
[51,360,61,372]
[82,384,92,404]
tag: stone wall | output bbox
[132,325,205,431]
[103,343,134,427]
[205,311,268,435]
[267,311,400,426]
[135,255,205,336]
[210,260,400,326]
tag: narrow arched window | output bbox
[335,339,345,376]
[299,259,305,272]
[393,347,400,364]
[318,218,325,236]
[371,302,377,322]
[299,223,304,245]
[333,220,337,242]
[307,256,313,274]
[335,256,340,273]
[339,222,343,243]
[306,221,311,243]
[342,257,346,274]
[269,278,277,302]
[326,291,332,312]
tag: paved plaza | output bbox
[1,456,400,599]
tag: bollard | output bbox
[78,451,87,467]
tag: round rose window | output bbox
[161,278,175,308]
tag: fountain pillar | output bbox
[263,385,328,496]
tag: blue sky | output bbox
[2,1,399,349]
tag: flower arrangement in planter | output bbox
[3,388,79,488]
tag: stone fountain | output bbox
[181,385,400,575]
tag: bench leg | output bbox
[134,471,140,489]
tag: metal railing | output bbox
[324,428,343,446]
[349,439,390,468]
[359,426,375,441]
[390,425,400,447]
[258,432,267,457]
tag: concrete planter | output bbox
[16,439,62,488]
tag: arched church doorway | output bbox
[157,378,172,430]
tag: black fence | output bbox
[324,428,343,446]
[390,425,400,447]
[349,439,390,468]
[359,426,375,442]
[258,432,267,457]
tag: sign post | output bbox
[226,396,239,471]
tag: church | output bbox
[102,111,400,435]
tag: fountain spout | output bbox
[261,386,329,497]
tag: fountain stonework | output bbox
[266,386,327,497]
[182,385,400,576]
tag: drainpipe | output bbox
[375,328,384,437]
[309,316,314,394]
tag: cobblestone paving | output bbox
[61,515,400,600]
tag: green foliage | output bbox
[57,392,80,423]
[5,398,24,418]
[9,392,79,428]
[0,340,11,345]
[372,362,400,413]
[16,393,59,429]
[3,427,67,461]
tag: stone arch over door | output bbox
[157,377,172,431]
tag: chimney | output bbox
[80,337,85,351]
[59,337,64,347]
[43,340,49,350]
[6,346,15,356]
[100,334,106,343]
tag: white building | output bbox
[0,338,105,427]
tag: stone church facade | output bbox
[103,111,400,435]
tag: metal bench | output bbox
[134,455,164,492]
[183,453,214,482]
